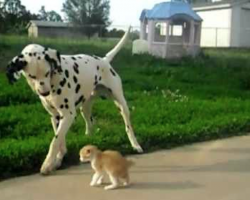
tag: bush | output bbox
[1,35,250,179]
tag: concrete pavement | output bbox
[1,135,250,200]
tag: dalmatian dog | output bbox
[6,27,143,175]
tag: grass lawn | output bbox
[1,35,250,179]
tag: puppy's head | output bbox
[79,145,99,162]
[6,44,62,97]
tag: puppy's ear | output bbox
[44,48,62,73]
[6,55,27,84]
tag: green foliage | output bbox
[0,0,38,34]
[38,6,62,22]
[1,35,250,179]
[62,0,110,38]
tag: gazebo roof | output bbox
[140,0,202,22]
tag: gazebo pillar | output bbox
[164,20,170,58]
[189,20,195,46]
[140,20,147,40]
[147,20,155,49]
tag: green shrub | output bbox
[1,35,250,179]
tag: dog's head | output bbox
[6,44,62,97]
[79,145,99,162]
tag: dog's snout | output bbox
[39,91,50,97]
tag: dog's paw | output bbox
[134,146,143,153]
[40,161,56,175]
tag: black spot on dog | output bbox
[72,57,76,60]
[28,74,36,79]
[93,55,100,60]
[50,105,55,109]
[85,61,88,64]
[29,53,32,57]
[90,116,94,122]
[52,90,56,93]
[73,76,78,83]
[110,68,116,76]
[64,98,68,103]
[60,104,64,109]
[38,56,41,60]
[99,76,102,81]
[62,57,65,60]
[75,84,81,93]
[94,75,98,85]
[73,63,79,74]
[60,78,67,87]
[33,52,37,57]
[97,66,100,70]
[18,54,24,58]
[56,115,60,121]
[78,56,82,59]
[57,88,62,95]
[51,85,54,88]
[68,82,71,88]
[65,104,69,109]
[55,135,58,139]
[65,70,69,78]
[75,95,85,106]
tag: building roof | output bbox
[140,0,202,22]
[27,20,73,28]
[193,0,250,10]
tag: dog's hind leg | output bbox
[113,93,143,153]
[105,79,143,153]
[80,98,95,135]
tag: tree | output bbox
[38,6,63,22]
[0,0,38,34]
[62,0,110,38]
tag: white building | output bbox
[193,0,250,47]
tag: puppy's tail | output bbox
[104,26,131,63]
[126,159,135,168]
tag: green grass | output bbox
[1,35,250,179]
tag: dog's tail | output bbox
[104,26,131,63]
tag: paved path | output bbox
[1,135,250,200]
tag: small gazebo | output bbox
[135,0,203,58]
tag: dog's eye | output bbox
[29,74,36,79]
[45,71,50,77]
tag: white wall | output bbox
[196,8,232,47]
[240,4,250,47]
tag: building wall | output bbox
[28,24,38,37]
[240,3,250,47]
[231,5,242,47]
[37,27,85,38]
[196,8,232,47]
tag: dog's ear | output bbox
[6,55,27,84]
[44,48,62,73]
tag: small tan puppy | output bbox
[79,145,134,190]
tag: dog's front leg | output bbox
[40,112,76,175]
